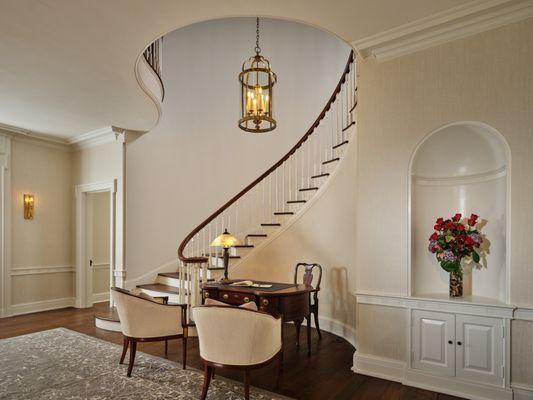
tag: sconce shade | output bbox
[210,229,239,248]
[23,194,35,220]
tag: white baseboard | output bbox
[352,352,405,382]
[512,383,533,400]
[352,352,514,400]
[92,292,110,303]
[8,297,75,317]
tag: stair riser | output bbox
[273,214,293,224]
[298,190,317,200]
[156,275,181,287]
[234,247,253,257]
[260,225,280,235]
[209,257,239,269]
[322,162,338,174]
[138,288,181,303]
[246,236,267,246]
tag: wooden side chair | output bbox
[294,262,323,340]
[111,287,188,377]
[193,305,283,400]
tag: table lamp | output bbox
[210,229,239,283]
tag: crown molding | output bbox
[0,123,129,151]
[352,0,533,62]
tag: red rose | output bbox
[434,224,442,230]
[436,217,444,224]
[457,224,465,231]
[429,232,438,240]
[446,222,455,230]
[470,213,478,221]
[465,237,474,246]
[453,213,462,221]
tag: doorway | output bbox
[86,191,111,304]
[75,181,116,308]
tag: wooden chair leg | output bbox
[182,336,187,369]
[119,337,129,364]
[244,369,250,400]
[306,315,311,355]
[276,353,283,389]
[294,318,303,348]
[127,340,137,377]
[313,309,322,339]
[164,339,168,355]
[200,364,212,400]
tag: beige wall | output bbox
[10,139,74,306]
[355,18,533,384]
[235,129,357,334]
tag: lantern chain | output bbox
[255,17,261,55]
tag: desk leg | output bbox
[306,315,311,355]
[294,318,303,348]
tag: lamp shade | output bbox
[210,229,239,248]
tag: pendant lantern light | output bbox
[238,17,277,133]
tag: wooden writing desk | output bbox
[201,280,314,354]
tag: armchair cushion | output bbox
[193,306,281,366]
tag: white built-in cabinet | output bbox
[412,310,504,387]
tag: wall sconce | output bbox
[23,194,34,220]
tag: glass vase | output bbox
[449,269,463,297]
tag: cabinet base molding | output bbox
[352,353,513,400]
[512,384,533,400]
[404,369,512,400]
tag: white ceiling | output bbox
[0,0,502,139]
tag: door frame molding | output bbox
[75,180,116,308]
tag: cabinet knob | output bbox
[243,297,250,303]
[457,341,462,346]
[261,299,269,307]
[222,294,229,300]
[203,291,210,299]
[448,340,453,344]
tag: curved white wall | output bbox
[125,18,350,280]
[410,122,509,301]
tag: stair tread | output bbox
[299,187,319,192]
[322,158,340,165]
[342,121,355,132]
[274,211,294,215]
[332,140,349,150]
[311,173,330,179]
[234,244,254,248]
[261,223,281,226]
[287,200,306,203]
[247,233,267,237]
[136,283,181,295]
[207,267,226,271]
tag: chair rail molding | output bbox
[352,0,533,61]
[9,265,75,276]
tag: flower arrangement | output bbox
[428,213,483,274]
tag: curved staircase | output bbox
[96,50,357,331]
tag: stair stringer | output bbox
[230,124,357,276]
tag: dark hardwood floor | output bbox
[0,303,464,400]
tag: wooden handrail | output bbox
[178,50,355,263]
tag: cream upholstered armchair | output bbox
[193,305,282,400]
[111,287,188,377]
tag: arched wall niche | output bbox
[409,121,510,303]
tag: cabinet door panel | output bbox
[412,310,455,377]
[456,315,503,386]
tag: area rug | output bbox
[0,328,291,399]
